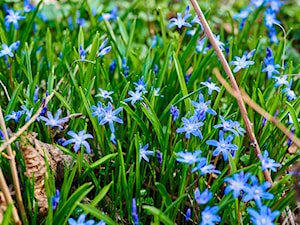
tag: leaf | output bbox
[143,205,175,225]
[90,181,113,207]
[79,203,118,225]
[173,52,191,112]
[155,182,172,206]
[286,101,300,135]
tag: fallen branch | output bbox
[190,0,273,185]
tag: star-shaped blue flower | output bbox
[191,93,217,116]
[258,150,282,172]
[5,110,23,122]
[206,130,238,161]
[194,188,213,205]
[98,6,117,21]
[262,57,280,79]
[243,175,274,207]
[134,76,148,93]
[200,81,220,95]
[139,144,154,162]
[200,206,221,225]
[91,101,104,122]
[99,102,123,133]
[40,109,68,129]
[176,150,202,166]
[62,130,93,154]
[191,157,221,175]
[264,8,281,29]
[0,41,20,58]
[124,91,143,105]
[68,214,95,225]
[4,9,26,31]
[224,170,251,199]
[230,55,255,73]
[272,75,289,88]
[168,12,192,29]
[248,205,280,225]
[95,88,114,102]
[176,116,204,139]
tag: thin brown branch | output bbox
[0,106,26,222]
[0,169,20,224]
[190,0,273,185]
[213,68,300,147]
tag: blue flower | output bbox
[91,101,104,122]
[185,208,191,221]
[68,16,73,31]
[250,0,266,8]
[34,84,39,103]
[190,15,204,30]
[40,109,68,129]
[21,105,33,122]
[92,8,97,17]
[68,214,95,225]
[233,6,253,20]
[200,206,221,225]
[0,129,4,140]
[153,87,164,98]
[264,8,281,29]
[200,81,220,95]
[76,17,85,27]
[151,35,157,48]
[51,189,60,210]
[269,0,285,12]
[157,150,163,164]
[99,102,123,133]
[0,41,20,58]
[213,34,225,51]
[268,27,279,44]
[5,110,23,122]
[206,131,238,161]
[79,45,86,62]
[110,132,116,145]
[4,9,26,31]
[187,29,196,36]
[95,88,114,102]
[195,38,210,54]
[262,57,280,79]
[132,198,139,225]
[176,116,204,139]
[258,150,282,172]
[154,64,158,76]
[191,158,221,175]
[124,91,143,105]
[99,6,117,21]
[134,76,148,93]
[224,170,251,199]
[98,38,112,57]
[248,205,280,225]
[168,12,192,29]
[24,0,35,13]
[139,144,154,162]
[194,188,213,205]
[282,88,297,101]
[122,57,127,69]
[110,59,116,73]
[272,75,289,88]
[191,93,217,116]
[62,130,93,154]
[229,55,255,73]
[170,105,179,122]
[243,175,273,207]
[176,150,202,166]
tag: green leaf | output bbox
[79,203,118,225]
[155,182,172,206]
[90,181,113,207]
[286,101,300,135]
[143,205,175,225]
[1,203,13,225]
[173,51,191,112]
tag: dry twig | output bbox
[190,0,273,185]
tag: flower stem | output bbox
[9,59,14,92]
[208,154,219,184]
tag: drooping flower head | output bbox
[99,6,117,21]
